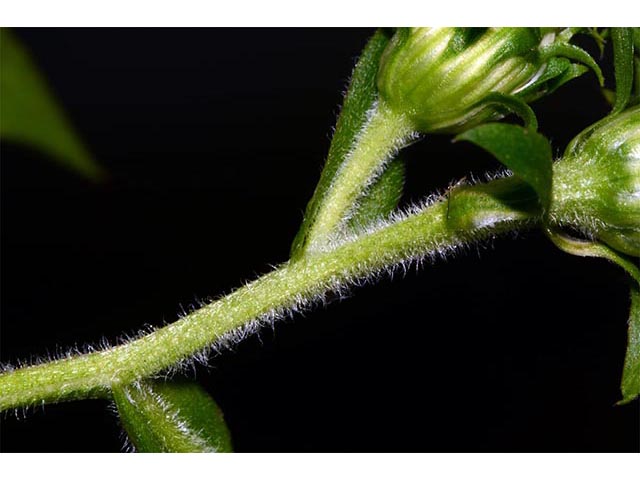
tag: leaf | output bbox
[112,379,233,453]
[525,57,571,90]
[611,28,634,114]
[346,157,405,231]
[290,29,392,259]
[477,92,538,130]
[540,42,604,87]
[519,56,587,99]
[546,61,589,94]
[0,28,104,180]
[445,175,539,232]
[620,286,640,404]
[455,123,553,211]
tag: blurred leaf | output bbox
[620,286,640,404]
[0,28,104,179]
[113,379,233,453]
[455,123,552,211]
[290,29,392,259]
[611,28,634,114]
[346,157,404,231]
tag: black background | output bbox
[1,28,638,452]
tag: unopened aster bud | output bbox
[377,27,601,133]
[551,107,640,257]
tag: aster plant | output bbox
[0,27,638,452]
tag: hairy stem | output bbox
[302,101,415,253]
[0,176,537,411]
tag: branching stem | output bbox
[303,101,415,253]
[0,176,537,411]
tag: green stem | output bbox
[303,101,415,253]
[0,177,536,411]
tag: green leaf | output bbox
[0,28,104,180]
[526,57,570,89]
[477,92,538,130]
[519,57,587,98]
[112,379,233,453]
[455,123,552,211]
[445,175,539,232]
[621,286,640,404]
[611,28,634,114]
[546,61,589,94]
[540,42,604,87]
[290,29,392,259]
[346,157,405,231]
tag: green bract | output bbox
[552,107,640,257]
[377,27,602,133]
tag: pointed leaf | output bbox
[347,157,405,231]
[0,28,104,180]
[611,28,634,114]
[113,379,233,453]
[455,123,552,211]
[290,29,392,259]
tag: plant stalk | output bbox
[0,176,536,411]
[302,101,416,253]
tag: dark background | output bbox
[1,28,638,452]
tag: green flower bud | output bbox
[551,107,640,257]
[377,27,601,133]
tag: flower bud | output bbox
[551,107,640,256]
[377,28,599,134]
